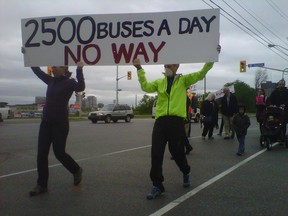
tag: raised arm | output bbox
[133,58,157,93]
[74,61,85,92]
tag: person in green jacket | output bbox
[132,45,220,200]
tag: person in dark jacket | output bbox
[268,80,288,109]
[232,104,250,156]
[220,87,238,139]
[23,46,85,196]
[200,93,219,140]
[267,79,288,140]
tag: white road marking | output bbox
[0,130,279,215]
[0,145,151,179]
[149,142,279,216]
[0,126,262,179]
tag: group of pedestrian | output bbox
[201,79,288,158]
[24,40,288,203]
[22,44,220,200]
[219,87,250,157]
[22,41,250,200]
[200,87,250,156]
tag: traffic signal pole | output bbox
[116,65,119,105]
[259,66,288,79]
[116,66,130,105]
[246,61,288,80]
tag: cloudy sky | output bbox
[1,0,288,106]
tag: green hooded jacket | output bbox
[137,62,214,119]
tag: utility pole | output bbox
[75,92,82,117]
[283,68,288,79]
[204,76,206,94]
[116,65,119,105]
[116,66,129,105]
[260,66,288,80]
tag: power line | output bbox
[202,0,288,62]
[222,0,273,45]
[221,0,288,58]
[233,0,288,47]
[266,0,288,23]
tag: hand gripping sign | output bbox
[21,9,220,67]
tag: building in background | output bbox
[82,96,97,111]
[87,96,97,108]
[74,94,97,111]
[35,96,46,104]
[261,81,277,97]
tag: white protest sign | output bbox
[21,9,220,67]
[215,85,235,99]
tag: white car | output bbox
[0,107,10,121]
[190,108,201,123]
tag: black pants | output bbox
[37,120,80,187]
[219,117,224,134]
[150,116,191,189]
[202,122,214,138]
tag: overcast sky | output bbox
[1,0,288,107]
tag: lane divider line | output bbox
[0,145,151,179]
[149,142,279,216]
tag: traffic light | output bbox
[127,71,132,80]
[240,60,246,72]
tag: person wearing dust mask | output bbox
[132,45,221,200]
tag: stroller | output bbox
[259,106,288,150]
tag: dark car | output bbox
[88,104,134,123]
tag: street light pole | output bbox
[115,66,128,105]
[283,68,288,80]
[116,65,119,105]
[204,76,206,94]
[268,44,288,52]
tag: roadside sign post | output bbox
[247,63,265,68]
[248,63,288,80]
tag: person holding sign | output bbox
[133,45,220,200]
[22,47,85,196]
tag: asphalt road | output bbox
[1,117,288,216]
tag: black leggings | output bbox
[37,120,80,187]
[150,116,191,188]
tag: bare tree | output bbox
[255,68,268,89]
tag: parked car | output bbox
[28,112,35,118]
[21,112,29,118]
[0,107,10,121]
[34,112,43,118]
[152,99,157,119]
[190,108,201,123]
[88,104,134,123]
